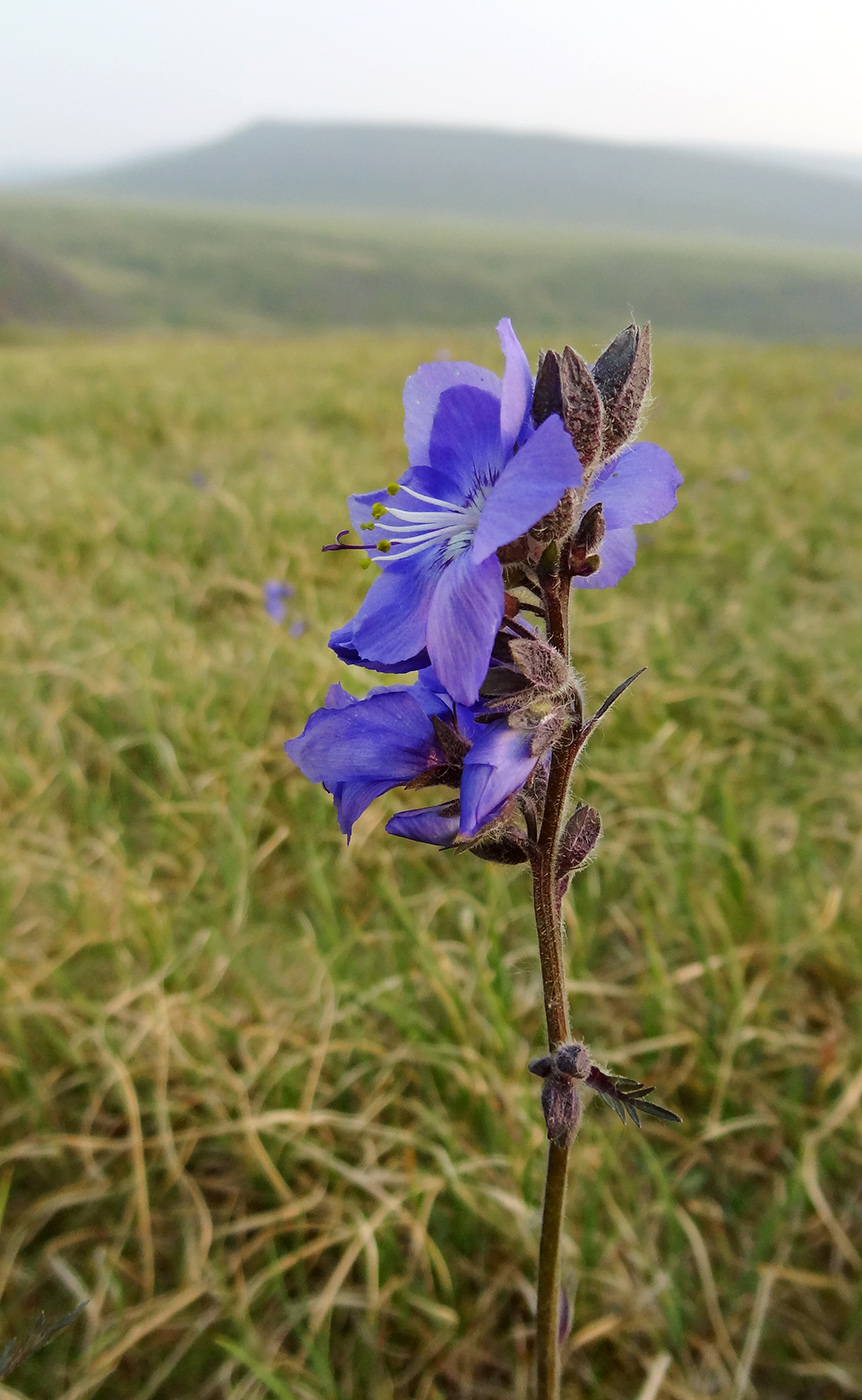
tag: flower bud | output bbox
[592,322,652,460]
[566,503,606,579]
[560,345,604,471]
[557,804,602,879]
[469,829,532,865]
[531,349,564,426]
[529,487,577,544]
[541,1076,582,1148]
[572,502,606,558]
[507,638,570,695]
[528,1042,592,1147]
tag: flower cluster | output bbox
[287,319,681,847]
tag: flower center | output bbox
[362,481,488,562]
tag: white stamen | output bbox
[398,483,472,512]
[359,478,490,563]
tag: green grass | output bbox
[3,198,862,341]
[0,328,860,1400]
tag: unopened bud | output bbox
[557,805,602,879]
[429,713,471,766]
[496,534,531,565]
[573,502,606,558]
[560,345,604,471]
[592,323,652,459]
[469,829,532,865]
[532,349,564,426]
[541,1076,582,1148]
[529,488,577,543]
[528,1042,592,1148]
[508,638,569,694]
[568,551,601,579]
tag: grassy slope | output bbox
[0,330,860,1400]
[2,198,862,341]
[0,232,110,329]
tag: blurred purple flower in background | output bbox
[263,580,295,624]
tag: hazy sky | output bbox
[4,0,862,170]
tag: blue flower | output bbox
[571,442,682,591]
[285,669,538,844]
[263,579,295,623]
[329,320,582,705]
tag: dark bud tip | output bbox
[469,830,532,865]
[593,323,652,460]
[528,1055,555,1078]
[429,713,471,766]
[479,664,531,700]
[532,349,564,426]
[557,805,602,880]
[592,325,639,404]
[573,502,606,558]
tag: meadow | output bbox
[3,198,862,342]
[0,327,860,1400]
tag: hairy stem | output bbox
[532,573,578,1400]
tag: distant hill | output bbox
[58,121,862,249]
[2,198,862,341]
[0,231,109,328]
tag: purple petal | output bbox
[571,526,637,590]
[459,723,536,836]
[426,550,503,705]
[413,668,460,719]
[323,682,359,711]
[404,361,500,468]
[285,689,436,785]
[585,442,682,530]
[329,621,429,674]
[386,803,461,846]
[286,686,448,839]
[348,554,436,670]
[472,415,582,565]
[428,386,504,497]
[497,318,533,457]
[330,777,404,839]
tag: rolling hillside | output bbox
[0,231,110,329]
[59,121,862,249]
[1,198,861,341]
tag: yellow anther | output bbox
[376,540,392,553]
[371,502,386,520]
[360,521,374,531]
[386,482,399,495]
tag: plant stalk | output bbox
[532,573,579,1399]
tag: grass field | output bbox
[0,327,860,1400]
[3,198,862,342]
